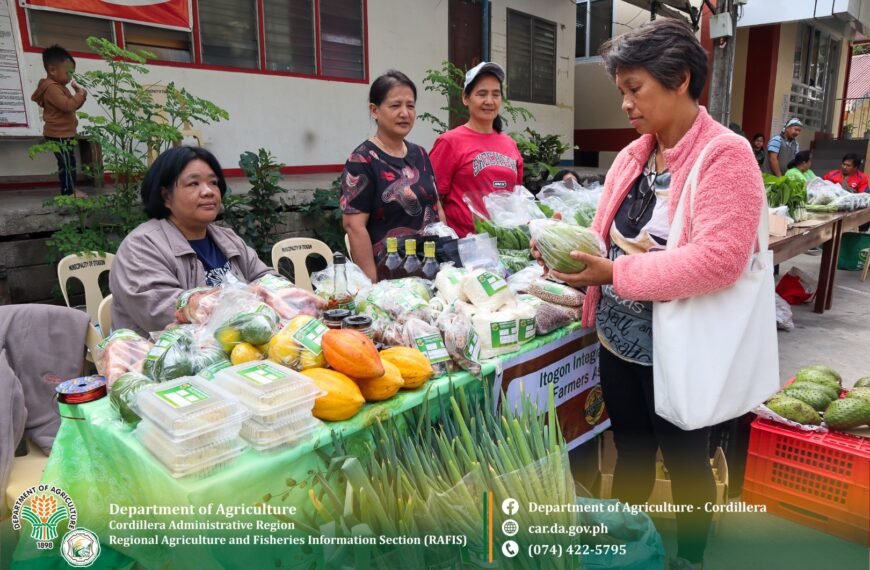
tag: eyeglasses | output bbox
[628,151,661,225]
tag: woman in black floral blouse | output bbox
[340,70,441,281]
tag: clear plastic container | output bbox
[136,377,249,439]
[249,401,318,426]
[134,417,244,450]
[212,361,325,415]
[240,416,320,451]
[136,423,247,478]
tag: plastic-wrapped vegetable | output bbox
[537,181,602,227]
[422,222,459,239]
[405,318,450,377]
[437,302,481,376]
[517,294,580,335]
[265,315,328,371]
[482,186,547,228]
[142,327,198,382]
[499,249,534,274]
[110,372,156,424]
[175,287,222,324]
[94,329,153,388]
[250,274,327,319]
[212,305,280,351]
[529,219,605,274]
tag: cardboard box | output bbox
[597,430,729,521]
[768,212,789,237]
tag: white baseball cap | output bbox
[464,62,506,90]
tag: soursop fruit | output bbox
[789,381,839,402]
[824,398,870,430]
[853,377,870,389]
[804,364,842,384]
[795,367,840,390]
[784,386,835,411]
[767,396,822,425]
[845,387,870,404]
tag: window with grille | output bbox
[789,23,840,131]
[199,0,259,69]
[507,10,556,105]
[124,24,192,63]
[264,0,316,74]
[28,10,113,53]
[575,0,612,59]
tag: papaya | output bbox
[379,347,433,389]
[301,368,365,421]
[321,329,384,380]
[355,360,404,402]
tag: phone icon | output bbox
[501,540,519,558]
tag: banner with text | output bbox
[494,327,609,450]
[25,0,192,31]
[1,1,28,127]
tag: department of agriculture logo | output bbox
[61,528,101,567]
[11,485,77,550]
[584,385,605,425]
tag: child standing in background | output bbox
[30,45,87,197]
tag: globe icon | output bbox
[502,519,519,536]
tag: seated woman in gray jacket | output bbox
[110,147,273,336]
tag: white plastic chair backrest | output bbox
[57,252,114,325]
[84,322,101,363]
[344,234,353,262]
[98,294,113,337]
[271,238,333,292]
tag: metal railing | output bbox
[841,97,870,139]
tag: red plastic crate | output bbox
[743,418,870,545]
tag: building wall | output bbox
[492,0,577,161]
[1,0,577,181]
[729,28,750,131]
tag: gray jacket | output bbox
[109,219,273,336]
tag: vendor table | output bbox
[12,326,608,570]
[768,208,870,314]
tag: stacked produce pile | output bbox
[764,173,808,222]
[93,217,606,475]
[759,365,870,432]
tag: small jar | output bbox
[342,315,373,339]
[323,309,352,329]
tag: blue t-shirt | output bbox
[188,235,232,286]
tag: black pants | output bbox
[47,137,76,195]
[599,347,715,564]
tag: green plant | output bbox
[299,176,346,254]
[222,149,288,261]
[418,61,534,134]
[509,128,575,193]
[36,36,229,259]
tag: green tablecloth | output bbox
[12,326,582,569]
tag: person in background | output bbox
[430,62,524,237]
[340,70,440,282]
[822,153,869,193]
[30,45,87,198]
[110,147,273,336]
[553,169,581,185]
[766,118,802,176]
[784,151,816,184]
[751,133,766,169]
[533,19,765,570]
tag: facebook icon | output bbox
[501,498,519,516]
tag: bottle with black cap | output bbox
[329,252,355,310]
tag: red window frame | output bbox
[15,0,369,84]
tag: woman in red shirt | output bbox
[822,153,869,193]
[429,62,524,237]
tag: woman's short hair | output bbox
[141,146,227,219]
[369,70,417,106]
[553,169,580,183]
[600,18,708,100]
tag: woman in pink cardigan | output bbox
[534,20,764,570]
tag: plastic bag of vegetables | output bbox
[109,372,156,424]
[528,219,606,274]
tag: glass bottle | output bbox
[420,241,439,280]
[402,239,421,277]
[328,252,355,310]
[377,236,405,281]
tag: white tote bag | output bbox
[652,137,780,431]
